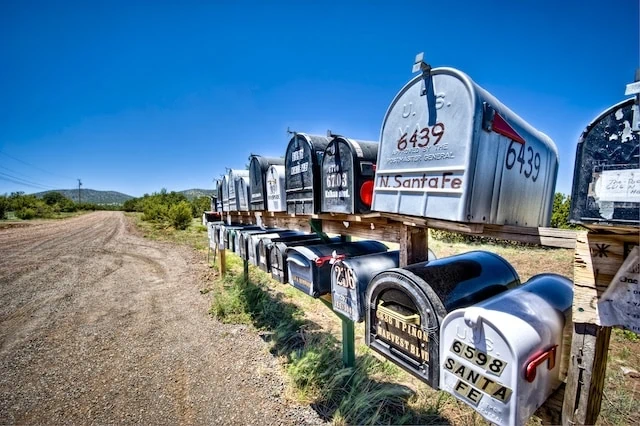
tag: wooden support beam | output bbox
[399,225,429,267]
[562,323,611,425]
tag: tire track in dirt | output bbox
[0,211,324,425]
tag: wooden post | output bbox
[399,225,429,267]
[219,247,226,276]
[562,230,637,425]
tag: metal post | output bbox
[341,317,355,368]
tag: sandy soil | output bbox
[0,211,323,425]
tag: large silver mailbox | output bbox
[372,58,558,226]
[228,169,249,212]
[266,165,286,212]
[237,176,251,211]
[249,155,285,211]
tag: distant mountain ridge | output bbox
[178,188,216,200]
[33,189,134,205]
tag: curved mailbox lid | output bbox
[332,248,438,322]
[365,250,520,389]
[439,274,573,426]
[286,240,389,297]
[266,165,287,212]
[237,176,251,211]
[321,137,379,214]
[285,133,331,214]
[249,155,285,211]
[372,67,558,226]
[569,98,639,226]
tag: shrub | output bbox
[0,196,7,219]
[169,201,192,230]
[16,208,36,220]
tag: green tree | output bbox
[190,196,211,218]
[169,201,192,230]
[0,195,8,219]
[550,192,574,229]
[42,191,68,205]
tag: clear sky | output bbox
[1,0,638,197]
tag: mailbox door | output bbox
[237,176,251,211]
[285,133,330,214]
[266,165,287,212]
[332,251,401,322]
[570,98,640,226]
[321,137,379,214]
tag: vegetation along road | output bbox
[0,211,323,424]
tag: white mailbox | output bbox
[266,165,286,212]
[439,273,573,426]
[372,54,558,226]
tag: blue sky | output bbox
[1,0,638,197]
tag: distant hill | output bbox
[178,188,216,200]
[33,189,134,205]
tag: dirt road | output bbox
[0,212,323,425]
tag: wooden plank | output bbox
[399,225,429,267]
[321,220,401,243]
[573,231,639,324]
[562,323,611,426]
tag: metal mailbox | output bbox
[439,274,573,426]
[331,249,437,322]
[223,225,261,252]
[270,236,342,283]
[372,56,558,226]
[237,228,286,261]
[365,251,520,389]
[216,179,224,212]
[249,155,285,211]
[265,165,287,212]
[285,133,331,214]
[249,230,307,268]
[286,241,389,298]
[221,174,230,212]
[228,169,249,212]
[243,229,301,265]
[237,176,251,211]
[258,234,325,273]
[570,98,640,226]
[320,136,379,214]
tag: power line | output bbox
[0,171,58,190]
[0,175,57,191]
[0,150,75,181]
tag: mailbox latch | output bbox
[525,345,558,383]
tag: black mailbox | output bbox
[237,228,287,261]
[270,236,342,283]
[287,241,389,298]
[331,249,437,322]
[570,98,640,226]
[249,155,285,211]
[285,133,331,214]
[365,250,520,389]
[321,136,379,214]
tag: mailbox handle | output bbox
[525,345,557,383]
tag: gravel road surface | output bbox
[0,212,324,425]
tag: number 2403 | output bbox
[505,140,541,182]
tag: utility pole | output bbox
[78,179,82,204]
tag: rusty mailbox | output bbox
[249,155,285,211]
[285,133,331,214]
[265,165,287,212]
[244,230,304,266]
[286,241,389,298]
[365,251,520,389]
[270,236,342,283]
[321,136,379,214]
[228,169,249,212]
[372,54,558,226]
[440,274,573,426]
[570,98,640,226]
[331,249,437,322]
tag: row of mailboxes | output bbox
[257,233,325,273]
